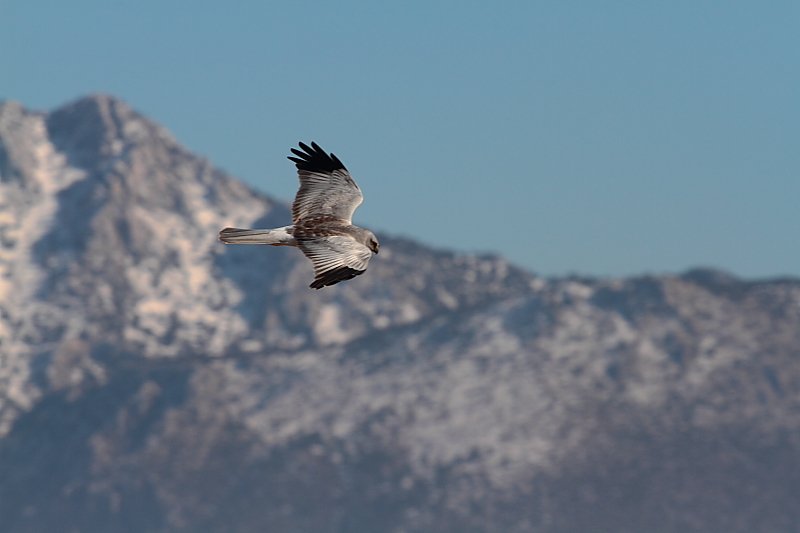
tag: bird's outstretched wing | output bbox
[288,142,363,224]
[295,234,372,289]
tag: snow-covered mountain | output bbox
[1,94,799,533]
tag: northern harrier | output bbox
[219,142,380,289]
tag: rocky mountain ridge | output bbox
[1,94,799,533]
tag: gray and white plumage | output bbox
[219,142,379,289]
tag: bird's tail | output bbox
[218,226,297,246]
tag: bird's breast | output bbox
[294,216,353,238]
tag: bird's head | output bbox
[366,232,380,254]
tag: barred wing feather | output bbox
[296,234,372,289]
[288,142,363,224]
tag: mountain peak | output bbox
[0,99,26,117]
[46,93,176,170]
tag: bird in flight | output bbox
[219,142,379,289]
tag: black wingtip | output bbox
[288,141,347,173]
[309,266,363,289]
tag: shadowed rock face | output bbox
[1,95,800,533]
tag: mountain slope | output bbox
[1,95,799,533]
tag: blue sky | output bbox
[2,1,799,279]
